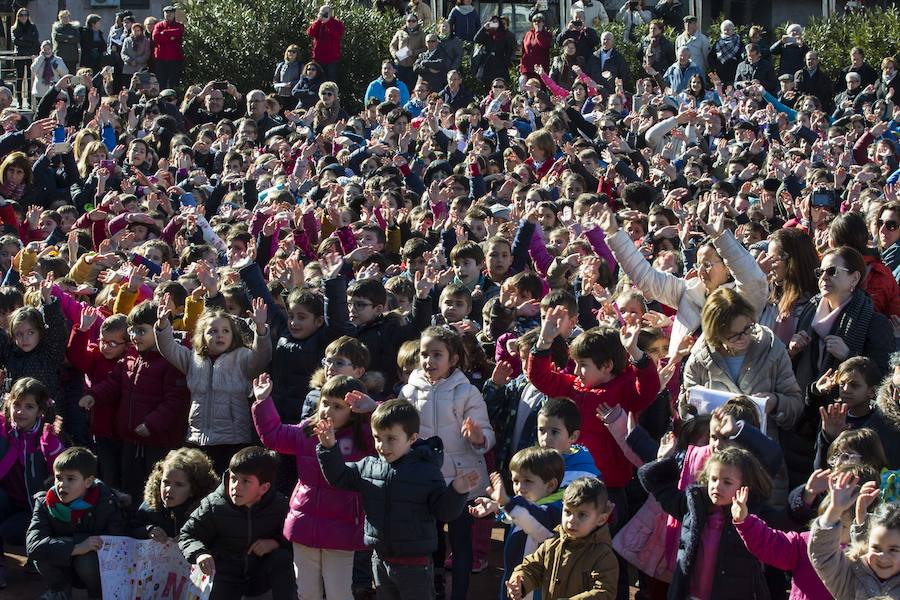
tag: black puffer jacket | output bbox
[26,481,125,564]
[317,436,468,558]
[639,456,775,600]
[178,477,289,576]
[131,499,200,539]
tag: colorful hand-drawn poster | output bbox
[97,535,213,599]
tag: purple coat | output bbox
[251,395,374,550]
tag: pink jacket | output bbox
[735,514,832,600]
[0,415,64,508]
[251,395,374,551]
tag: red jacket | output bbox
[67,327,132,438]
[519,29,552,75]
[151,19,185,61]
[88,350,189,448]
[306,18,344,64]
[864,254,900,317]
[526,350,660,488]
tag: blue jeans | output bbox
[373,553,434,600]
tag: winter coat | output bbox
[483,374,546,474]
[0,417,64,510]
[151,19,185,62]
[473,26,517,84]
[317,436,468,557]
[26,481,125,564]
[51,22,81,70]
[863,253,900,317]
[520,29,552,77]
[155,321,272,447]
[11,22,40,57]
[88,349,190,448]
[439,35,464,72]
[448,5,480,42]
[399,368,494,498]
[179,478,290,576]
[292,74,326,110]
[352,298,431,392]
[307,18,344,64]
[79,27,107,72]
[121,35,151,75]
[413,45,450,96]
[273,60,302,97]
[66,328,129,439]
[390,25,426,68]
[639,456,773,600]
[770,39,808,76]
[607,228,770,359]
[681,325,803,432]
[525,350,660,489]
[0,298,68,404]
[132,499,199,539]
[252,394,374,551]
[735,58,778,92]
[734,514,831,600]
[511,523,619,600]
[808,516,900,599]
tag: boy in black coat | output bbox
[316,399,479,600]
[26,447,125,599]
[178,447,295,600]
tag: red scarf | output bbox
[45,484,100,525]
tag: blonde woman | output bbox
[310,81,348,133]
[273,44,302,109]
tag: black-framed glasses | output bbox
[877,219,899,231]
[348,300,373,310]
[815,266,850,279]
[725,322,755,343]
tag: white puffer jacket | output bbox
[400,368,495,500]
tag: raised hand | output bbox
[819,402,849,440]
[157,292,174,325]
[313,417,336,448]
[855,480,880,526]
[487,471,509,506]
[252,373,273,402]
[127,264,149,292]
[249,297,268,332]
[538,305,567,347]
[469,496,500,518]
[461,417,485,447]
[452,469,480,494]
[491,361,514,386]
[79,306,100,332]
[345,390,377,413]
[814,368,836,395]
[415,265,438,299]
[731,486,749,523]
[825,472,859,523]
[802,468,832,507]
[619,320,642,360]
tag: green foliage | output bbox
[181,0,400,112]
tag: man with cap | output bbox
[735,43,777,93]
[413,34,449,96]
[777,73,800,109]
[675,15,709,75]
[794,51,832,111]
[152,5,185,90]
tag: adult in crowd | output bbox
[617,0,652,44]
[364,60,409,106]
[735,43,777,93]
[748,25,772,63]
[447,0,480,43]
[291,63,326,110]
[152,5,186,91]
[439,69,473,111]
[79,14,107,74]
[761,228,820,346]
[549,38,585,91]
[389,13,427,92]
[876,201,900,282]
[594,30,629,91]
[51,10,81,73]
[306,5,344,83]
[413,34,450,98]
[842,46,879,89]
[710,19,743,85]
[273,45,302,110]
[794,51,832,111]
[107,11,135,91]
[661,47,703,95]
[638,19,675,76]
[121,22,152,81]
[244,89,280,139]
[572,0,609,30]
[653,0,685,29]
[675,15,709,75]
[876,56,900,100]
[11,7,40,109]
[473,16,516,86]
[519,13,552,85]
[556,8,600,64]
[831,71,865,119]
[30,41,69,105]
[409,0,433,26]
[770,23,808,77]
[183,81,243,127]
[437,20,464,73]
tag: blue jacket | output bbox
[447,6,480,42]
[562,445,601,486]
[663,62,703,94]
[364,77,409,105]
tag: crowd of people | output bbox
[0,0,898,599]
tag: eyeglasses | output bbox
[600,125,617,131]
[827,451,862,467]
[100,338,127,348]
[815,265,850,279]
[698,259,723,270]
[348,300,373,310]
[321,91,334,97]
[322,357,354,368]
[878,219,899,231]
[725,322,755,343]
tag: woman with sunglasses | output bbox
[389,13,426,93]
[876,201,900,281]
[291,62,326,111]
[273,45,302,110]
[310,82,348,134]
[786,245,895,487]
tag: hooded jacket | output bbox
[0,417,64,509]
[399,368,495,498]
[447,5,480,41]
[317,436,468,557]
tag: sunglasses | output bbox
[321,91,334,97]
[600,125,617,131]
[815,265,850,278]
[877,219,899,231]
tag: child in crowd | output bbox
[155,296,272,472]
[507,477,618,600]
[252,372,375,599]
[399,325,495,600]
[316,398,480,600]
[78,301,191,501]
[0,377,64,588]
[178,446,296,600]
[449,241,498,320]
[536,397,601,485]
[471,446,565,600]
[301,335,370,419]
[26,447,124,599]
[132,447,219,542]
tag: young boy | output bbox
[537,397,601,486]
[179,446,295,599]
[316,399,479,600]
[78,301,190,501]
[507,476,618,600]
[436,283,474,326]
[472,447,564,599]
[26,447,125,599]
[450,241,498,321]
[301,335,370,419]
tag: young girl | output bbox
[639,446,775,600]
[155,294,272,472]
[809,472,900,599]
[399,326,495,600]
[251,372,375,600]
[0,377,64,586]
[133,448,218,542]
[733,462,879,600]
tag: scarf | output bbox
[41,56,56,85]
[811,288,874,371]
[313,100,340,132]
[716,34,742,63]
[0,179,25,200]
[46,484,100,524]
